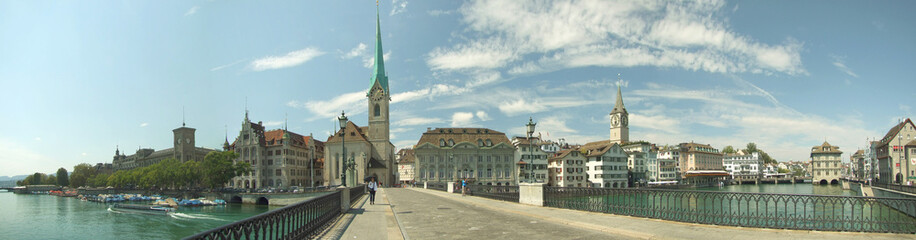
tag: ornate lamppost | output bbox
[338,111,356,187]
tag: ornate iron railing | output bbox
[427,182,447,191]
[184,191,342,240]
[350,184,366,205]
[544,186,916,233]
[873,183,916,195]
[467,185,519,202]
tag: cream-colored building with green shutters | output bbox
[811,141,843,185]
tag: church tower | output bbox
[610,84,629,144]
[367,9,390,143]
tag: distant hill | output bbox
[0,175,28,182]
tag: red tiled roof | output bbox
[880,118,914,145]
[416,128,510,148]
[326,121,369,144]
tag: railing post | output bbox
[519,182,545,206]
[339,186,350,213]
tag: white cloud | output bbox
[390,0,408,16]
[364,51,392,68]
[498,99,548,116]
[263,121,284,127]
[287,90,367,121]
[831,55,859,78]
[475,111,491,121]
[451,112,476,127]
[428,9,454,16]
[395,117,443,126]
[250,47,325,71]
[185,6,199,16]
[210,59,245,72]
[342,43,367,59]
[139,123,148,127]
[34,137,41,141]
[429,0,805,76]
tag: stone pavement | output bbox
[322,187,916,240]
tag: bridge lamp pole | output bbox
[339,111,352,187]
[526,117,537,183]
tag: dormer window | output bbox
[486,139,493,146]
[448,139,455,146]
[439,139,446,147]
[477,139,484,146]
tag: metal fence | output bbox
[427,182,447,191]
[467,185,519,202]
[544,186,916,233]
[350,184,366,205]
[185,190,343,239]
[873,183,916,195]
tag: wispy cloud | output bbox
[429,0,805,76]
[139,123,148,127]
[450,112,477,127]
[184,6,199,16]
[287,90,367,121]
[341,43,367,59]
[395,117,444,126]
[390,0,408,16]
[250,47,325,71]
[831,55,859,78]
[211,59,245,72]
[427,9,454,16]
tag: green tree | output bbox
[56,168,69,187]
[745,142,758,153]
[44,175,57,185]
[722,145,736,154]
[32,173,42,185]
[70,163,97,188]
[778,168,791,173]
[88,173,110,187]
[200,151,249,189]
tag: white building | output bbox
[396,148,415,184]
[513,136,549,184]
[584,141,629,188]
[548,148,587,187]
[656,147,680,182]
[622,142,656,184]
[723,152,762,181]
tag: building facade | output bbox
[513,136,549,183]
[622,141,654,185]
[679,142,727,185]
[876,118,916,184]
[656,146,680,182]
[547,148,587,187]
[324,13,396,186]
[414,128,517,186]
[226,114,324,189]
[811,141,842,185]
[723,152,762,181]
[112,124,215,171]
[583,141,629,188]
[396,148,415,184]
[851,150,865,180]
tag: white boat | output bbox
[111,204,174,215]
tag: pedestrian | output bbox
[368,177,378,205]
[461,178,467,196]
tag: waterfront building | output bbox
[583,141,629,188]
[112,124,216,171]
[678,142,728,186]
[876,118,916,184]
[414,128,517,186]
[851,150,865,180]
[513,136,549,183]
[547,148,587,187]
[609,85,629,145]
[226,114,324,189]
[810,141,842,185]
[621,141,654,185]
[906,140,916,185]
[723,151,762,182]
[864,140,879,183]
[324,12,397,186]
[656,146,680,182]
[396,148,415,184]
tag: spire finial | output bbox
[182,106,186,127]
[244,97,249,121]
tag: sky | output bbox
[1,0,914,177]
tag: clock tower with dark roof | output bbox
[610,84,629,144]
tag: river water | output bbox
[697,182,858,196]
[0,191,278,239]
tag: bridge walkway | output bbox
[322,187,913,240]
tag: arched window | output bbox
[448,139,455,146]
[477,139,484,146]
[439,139,446,147]
[374,104,380,117]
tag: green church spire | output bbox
[369,7,389,96]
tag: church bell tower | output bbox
[610,83,629,144]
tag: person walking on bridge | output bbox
[367,177,378,205]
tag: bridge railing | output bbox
[466,185,519,202]
[544,186,916,233]
[184,190,344,240]
[873,182,916,195]
[427,182,447,191]
[350,184,366,205]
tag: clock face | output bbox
[621,115,628,126]
[611,115,619,127]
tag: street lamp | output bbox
[526,117,536,183]
[338,111,356,187]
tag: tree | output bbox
[87,173,110,187]
[56,168,69,187]
[44,175,57,185]
[70,163,97,188]
[722,146,736,154]
[200,151,249,189]
[745,142,758,153]
[32,173,42,184]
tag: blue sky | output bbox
[1,0,914,177]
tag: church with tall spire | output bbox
[610,80,629,144]
[324,7,396,186]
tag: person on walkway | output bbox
[368,177,378,205]
[461,178,467,196]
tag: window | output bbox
[448,139,455,146]
[439,139,446,147]
[374,104,380,117]
[276,169,282,176]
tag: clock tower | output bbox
[610,84,629,144]
[366,7,395,185]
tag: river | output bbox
[0,191,279,239]
[697,182,858,196]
